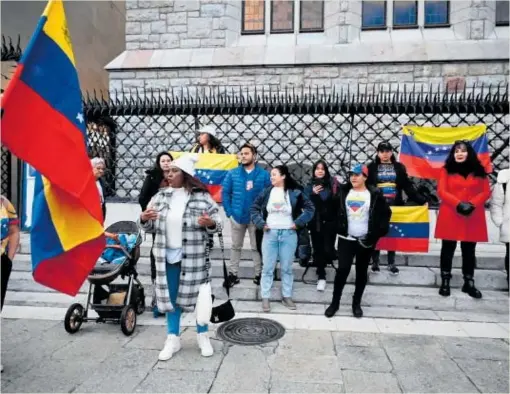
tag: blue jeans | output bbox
[166,263,208,335]
[261,229,298,299]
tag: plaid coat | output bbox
[139,187,222,312]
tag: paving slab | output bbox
[268,353,343,384]
[332,331,382,348]
[341,370,402,393]
[275,329,336,357]
[134,369,217,393]
[74,348,158,393]
[270,380,345,393]
[453,357,510,393]
[336,346,393,373]
[437,336,509,360]
[209,346,271,393]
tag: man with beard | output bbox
[222,143,271,287]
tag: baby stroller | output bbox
[64,221,145,336]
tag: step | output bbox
[12,256,508,290]
[6,271,509,315]
[3,291,508,325]
[16,237,506,270]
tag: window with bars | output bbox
[393,1,418,28]
[424,0,449,27]
[241,0,324,35]
[496,0,509,26]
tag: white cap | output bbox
[198,124,217,138]
[171,154,198,177]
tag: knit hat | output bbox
[198,124,217,138]
[171,154,198,177]
[377,141,393,152]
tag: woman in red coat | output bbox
[435,140,490,299]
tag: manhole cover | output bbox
[216,317,286,346]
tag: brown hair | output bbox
[182,172,209,194]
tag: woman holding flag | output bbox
[436,140,491,299]
[139,155,222,360]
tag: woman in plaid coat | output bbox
[139,155,222,361]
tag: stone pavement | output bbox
[1,318,509,393]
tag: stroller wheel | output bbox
[120,305,136,336]
[135,293,145,315]
[64,303,84,334]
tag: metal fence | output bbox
[85,84,509,206]
[1,35,23,200]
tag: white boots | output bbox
[158,334,181,361]
[158,332,214,360]
[197,332,214,357]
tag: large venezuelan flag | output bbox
[400,125,492,179]
[170,152,238,203]
[1,0,105,296]
[376,206,430,253]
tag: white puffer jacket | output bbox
[490,169,510,243]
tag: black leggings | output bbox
[331,238,374,305]
[1,254,13,310]
[150,233,156,282]
[440,240,476,277]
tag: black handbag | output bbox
[210,232,235,324]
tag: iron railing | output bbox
[84,84,509,206]
[1,35,22,199]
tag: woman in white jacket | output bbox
[490,168,509,284]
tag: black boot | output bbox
[439,272,451,297]
[462,276,482,299]
[325,301,340,318]
[352,302,363,318]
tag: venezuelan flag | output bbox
[376,206,429,253]
[170,152,238,203]
[400,125,492,179]
[1,0,105,296]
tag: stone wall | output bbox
[126,0,241,50]
[110,61,509,93]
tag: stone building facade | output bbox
[104,0,509,199]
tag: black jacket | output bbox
[333,184,392,248]
[367,160,426,206]
[138,169,165,211]
[304,178,339,233]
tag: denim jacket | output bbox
[250,186,315,230]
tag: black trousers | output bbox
[310,228,336,280]
[440,240,476,277]
[372,250,396,265]
[331,238,374,305]
[1,254,13,310]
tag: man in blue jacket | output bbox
[222,143,271,287]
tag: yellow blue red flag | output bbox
[1,0,105,296]
[400,125,492,179]
[170,152,239,202]
[376,206,429,253]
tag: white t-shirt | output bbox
[266,187,294,229]
[345,189,371,238]
[165,188,190,263]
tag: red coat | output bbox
[435,169,491,242]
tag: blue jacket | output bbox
[250,186,315,230]
[222,165,271,224]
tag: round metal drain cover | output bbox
[216,317,286,346]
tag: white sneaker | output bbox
[317,279,327,292]
[158,334,181,361]
[197,332,214,357]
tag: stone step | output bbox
[12,256,508,290]
[16,236,506,269]
[3,291,508,325]
[6,272,509,315]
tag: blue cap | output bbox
[349,164,368,177]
